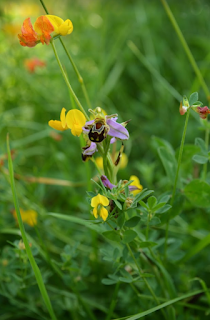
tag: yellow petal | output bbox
[58,19,73,36]
[45,15,64,34]
[60,108,67,128]
[93,207,98,219]
[100,207,108,221]
[129,175,143,195]
[91,194,109,207]
[48,120,66,131]
[66,109,86,137]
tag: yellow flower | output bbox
[46,15,73,36]
[65,109,86,136]
[49,109,86,136]
[13,209,37,227]
[48,108,68,131]
[18,15,73,48]
[91,194,109,221]
[129,175,143,196]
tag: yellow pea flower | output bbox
[129,175,143,196]
[18,15,73,47]
[13,208,37,227]
[91,194,109,221]
[46,15,73,36]
[49,109,86,136]
[48,108,68,131]
[65,109,86,136]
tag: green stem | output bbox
[202,126,209,180]
[164,109,190,257]
[50,40,89,120]
[105,282,120,320]
[39,0,92,110]
[160,0,210,98]
[7,135,57,320]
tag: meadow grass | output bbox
[0,0,210,319]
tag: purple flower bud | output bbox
[101,175,116,190]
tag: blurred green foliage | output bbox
[0,0,210,319]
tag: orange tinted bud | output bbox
[18,18,38,47]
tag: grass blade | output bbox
[113,289,206,320]
[6,134,57,320]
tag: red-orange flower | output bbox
[24,58,46,73]
[18,15,73,48]
[192,106,210,119]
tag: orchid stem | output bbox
[164,109,190,258]
[50,39,89,120]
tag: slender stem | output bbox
[164,109,190,257]
[7,135,57,320]
[39,0,92,110]
[105,282,120,320]
[202,126,209,180]
[59,38,92,110]
[50,40,89,120]
[160,0,210,98]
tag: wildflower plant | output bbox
[2,0,210,319]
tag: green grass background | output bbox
[0,0,210,319]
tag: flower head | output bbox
[191,106,210,119]
[12,208,37,227]
[179,96,190,115]
[49,108,86,136]
[91,194,109,221]
[82,107,129,160]
[18,15,73,47]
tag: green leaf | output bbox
[123,290,205,320]
[184,179,210,208]
[102,278,118,285]
[147,196,157,209]
[178,233,210,264]
[189,92,198,105]
[192,154,208,164]
[125,216,141,228]
[114,199,122,210]
[139,200,149,210]
[117,213,125,229]
[122,230,137,244]
[195,137,208,155]
[138,241,157,248]
[158,147,178,186]
[155,204,171,214]
[149,217,161,226]
[49,213,104,233]
[134,189,154,203]
[102,231,121,242]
